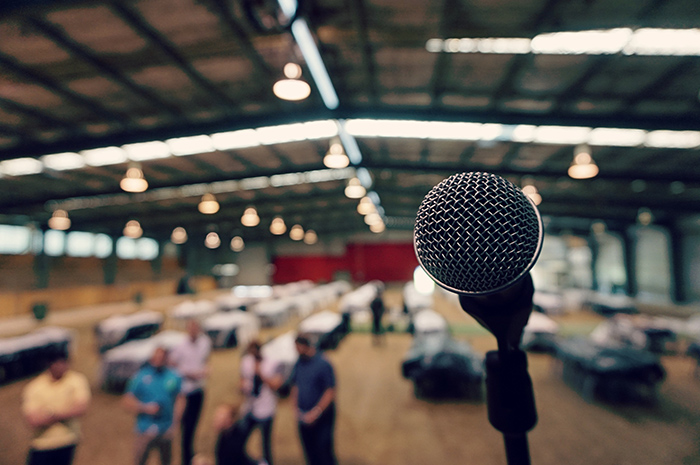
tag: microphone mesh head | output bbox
[414,172,543,295]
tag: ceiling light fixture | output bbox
[123,220,143,238]
[364,212,382,226]
[522,184,542,205]
[241,207,260,227]
[357,196,375,215]
[270,216,287,235]
[568,144,599,180]
[289,224,304,241]
[303,229,318,245]
[273,63,311,101]
[370,221,386,233]
[205,232,221,249]
[230,236,245,252]
[171,227,188,244]
[198,193,220,214]
[120,165,148,193]
[323,136,349,169]
[48,209,71,231]
[345,177,366,199]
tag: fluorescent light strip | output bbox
[290,19,340,110]
[50,167,357,212]
[0,157,43,176]
[41,152,86,171]
[427,28,700,56]
[6,119,699,179]
[344,119,700,148]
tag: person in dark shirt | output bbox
[370,292,386,346]
[212,404,260,465]
[290,334,337,465]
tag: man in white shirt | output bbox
[169,319,211,465]
[240,340,284,465]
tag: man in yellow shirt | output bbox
[22,351,91,465]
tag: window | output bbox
[116,237,137,259]
[136,238,159,260]
[65,231,94,257]
[44,230,66,256]
[0,225,31,254]
[94,234,113,258]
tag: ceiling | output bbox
[0,0,699,244]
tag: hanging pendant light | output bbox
[303,229,318,245]
[205,232,221,249]
[230,236,245,252]
[273,63,311,101]
[171,227,188,244]
[120,165,148,193]
[270,216,286,235]
[357,196,375,215]
[568,144,599,180]
[521,184,542,205]
[198,193,220,214]
[241,207,260,227]
[370,221,386,233]
[345,177,366,199]
[323,136,349,169]
[289,224,304,241]
[123,220,143,238]
[48,209,71,231]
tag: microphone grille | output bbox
[414,172,543,295]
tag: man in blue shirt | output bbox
[290,334,337,465]
[122,346,185,465]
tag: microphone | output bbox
[413,171,544,346]
[414,171,543,296]
[415,172,541,461]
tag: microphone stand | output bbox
[459,275,538,465]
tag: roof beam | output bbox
[109,2,239,111]
[347,0,377,103]
[26,15,185,119]
[489,0,561,108]
[362,159,700,184]
[0,96,76,131]
[0,52,129,126]
[428,0,458,103]
[204,0,276,81]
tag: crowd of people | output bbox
[20,319,340,465]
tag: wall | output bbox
[272,241,419,284]
[634,226,672,301]
[0,254,215,318]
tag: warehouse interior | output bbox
[1,0,700,464]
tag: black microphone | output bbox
[414,171,543,296]
[414,171,544,347]
[414,172,541,464]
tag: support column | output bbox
[103,235,118,285]
[622,228,638,297]
[667,222,686,303]
[587,235,599,292]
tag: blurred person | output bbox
[213,403,265,465]
[22,352,91,465]
[291,334,337,465]
[170,319,212,465]
[370,291,386,346]
[240,340,284,465]
[122,346,185,465]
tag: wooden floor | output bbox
[1,289,700,465]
